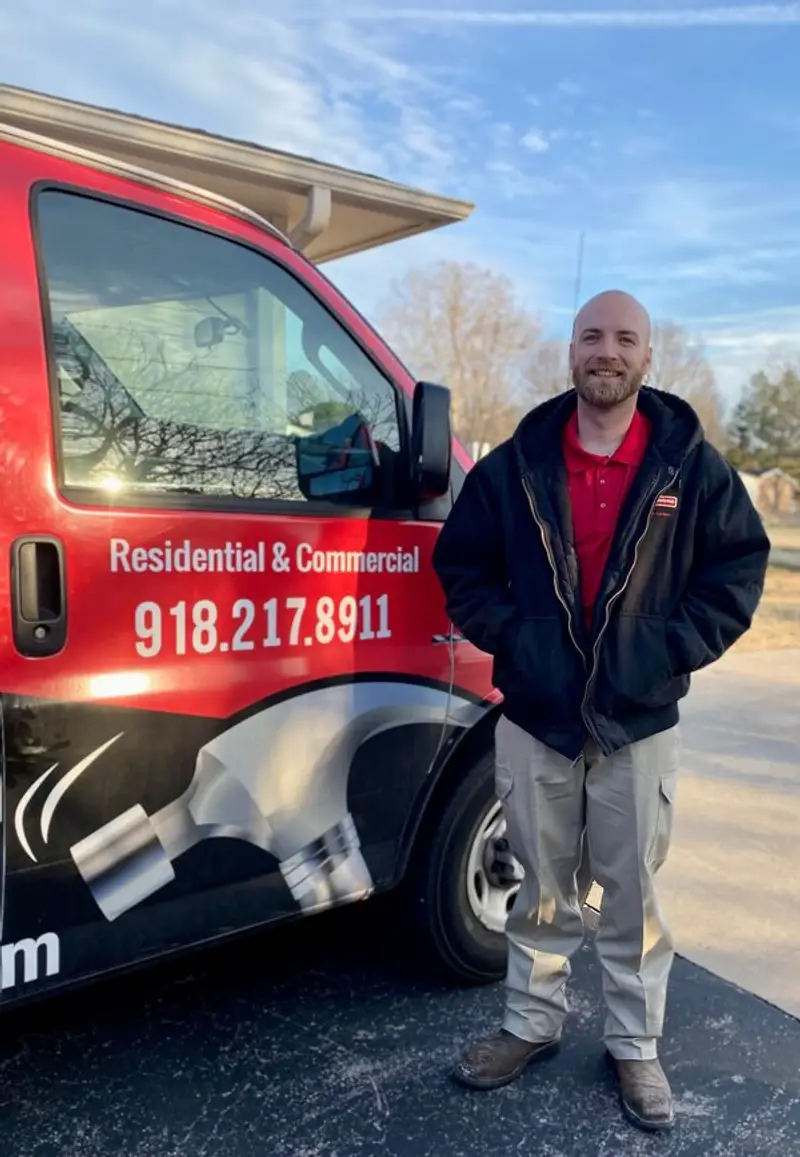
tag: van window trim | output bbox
[30,180,416,521]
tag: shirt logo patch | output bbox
[655,494,678,510]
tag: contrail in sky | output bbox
[358,5,800,29]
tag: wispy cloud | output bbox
[361,4,800,29]
[485,160,558,198]
[698,305,800,398]
[520,129,550,153]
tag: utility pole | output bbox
[572,230,585,322]
[566,230,585,389]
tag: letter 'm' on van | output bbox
[0,933,61,991]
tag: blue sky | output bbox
[3,1,800,404]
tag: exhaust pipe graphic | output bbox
[70,682,452,922]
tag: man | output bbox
[432,290,770,1133]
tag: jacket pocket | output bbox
[596,613,687,714]
[493,616,578,713]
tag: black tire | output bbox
[410,750,508,986]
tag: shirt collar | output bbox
[562,406,650,473]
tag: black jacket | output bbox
[433,388,771,760]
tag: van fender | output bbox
[393,696,503,884]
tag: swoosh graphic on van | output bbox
[40,734,124,844]
[15,763,59,863]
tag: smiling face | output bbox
[570,290,652,409]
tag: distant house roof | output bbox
[0,84,474,263]
[738,467,800,490]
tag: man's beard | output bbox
[571,364,646,409]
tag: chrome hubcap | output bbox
[465,800,524,934]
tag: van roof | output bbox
[0,84,474,264]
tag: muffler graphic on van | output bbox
[70,682,453,922]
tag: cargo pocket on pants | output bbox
[647,771,678,873]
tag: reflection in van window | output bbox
[37,191,402,506]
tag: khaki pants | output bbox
[495,714,680,1062]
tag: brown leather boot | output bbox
[607,1054,676,1132]
[452,1029,560,1090]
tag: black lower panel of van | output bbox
[0,679,448,1005]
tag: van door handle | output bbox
[10,536,68,657]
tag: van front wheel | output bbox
[412,751,521,985]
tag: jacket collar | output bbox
[513,386,704,479]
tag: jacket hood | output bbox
[512,386,704,476]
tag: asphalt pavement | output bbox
[0,900,798,1157]
[660,648,800,1019]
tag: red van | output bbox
[0,112,519,1005]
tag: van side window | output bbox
[36,191,404,509]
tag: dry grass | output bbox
[734,562,800,652]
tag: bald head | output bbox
[570,289,652,410]
[573,289,651,344]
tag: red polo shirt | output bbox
[562,408,651,624]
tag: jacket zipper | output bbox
[523,469,676,752]
[522,477,586,669]
[579,470,677,749]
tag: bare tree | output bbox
[649,321,714,394]
[649,321,727,449]
[524,337,570,401]
[376,261,543,449]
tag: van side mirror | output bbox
[411,381,452,502]
[295,411,379,503]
